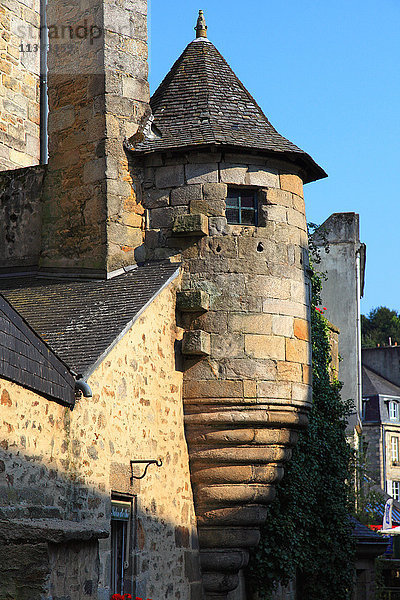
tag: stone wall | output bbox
[0,540,49,600]
[0,277,202,600]
[0,164,45,271]
[0,0,41,170]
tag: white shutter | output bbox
[387,479,393,497]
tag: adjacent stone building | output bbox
[312,213,366,442]
[0,5,327,600]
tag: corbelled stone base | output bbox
[185,404,309,598]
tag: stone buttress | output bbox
[129,13,327,599]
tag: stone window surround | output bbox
[392,435,400,463]
[389,400,400,422]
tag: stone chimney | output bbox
[39,0,150,276]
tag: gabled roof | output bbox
[134,38,326,183]
[362,365,400,398]
[0,295,75,406]
[0,262,179,379]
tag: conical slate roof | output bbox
[135,38,326,183]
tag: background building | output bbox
[363,347,400,498]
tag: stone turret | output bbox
[129,13,327,599]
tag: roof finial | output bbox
[195,10,207,38]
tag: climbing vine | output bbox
[246,264,355,600]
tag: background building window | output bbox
[392,436,399,463]
[389,401,399,421]
[393,481,400,500]
[111,495,135,595]
[226,188,258,225]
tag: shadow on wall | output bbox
[0,446,202,600]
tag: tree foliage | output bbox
[361,306,400,348]
[246,266,355,600]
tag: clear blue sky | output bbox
[148,1,400,316]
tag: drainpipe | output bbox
[382,423,387,492]
[355,247,363,430]
[39,0,48,164]
[75,379,93,398]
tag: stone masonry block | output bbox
[292,194,305,213]
[243,380,257,398]
[184,358,220,381]
[220,163,247,185]
[155,165,184,188]
[228,313,272,334]
[277,361,303,382]
[177,291,210,313]
[190,198,225,217]
[279,174,304,197]
[285,338,309,364]
[185,163,219,184]
[201,237,237,259]
[263,298,308,319]
[257,380,291,400]
[272,315,294,337]
[143,188,170,209]
[291,280,309,305]
[150,206,187,229]
[182,330,211,356]
[293,318,310,341]
[223,358,277,381]
[287,208,306,230]
[302,364,312,385]
[173,214,208,236]
[291,382,312,404]
[245,276,291,301]
[171,184,203,206]
[183,380,243,399]
[191,311,228,334]
[246,165,279,188]
[209,217,229,236]
[245,334,285,360]
[262,205,287,224]
[238,238,287,264]
[265,188,293,208]
[211,333,244,358]
[203,183,227,200]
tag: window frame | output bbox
[389,401,399,422]
[394,481,400,501]
[392,436,400,463]
[111,493,135,596]
[225,188,258,226]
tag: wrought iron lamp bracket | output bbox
[130,459,163,481]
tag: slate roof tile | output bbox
[134,39,326,183]
[362,365,400,397]
[0,262,179,378]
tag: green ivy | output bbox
[246,265,355,600]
